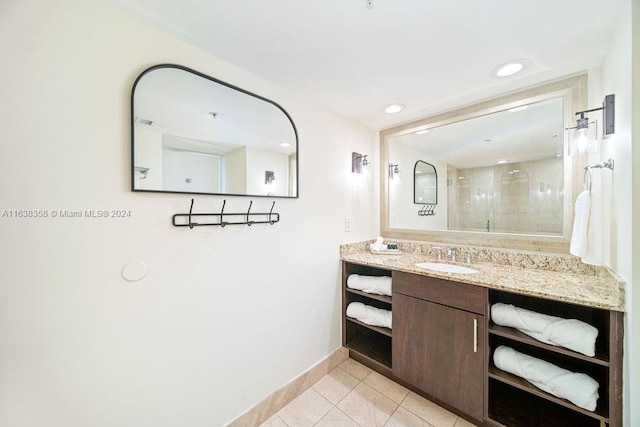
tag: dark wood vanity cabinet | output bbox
[342,261,623,427]
[392,271,485,422]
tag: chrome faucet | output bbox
[466,249,476,264]
[432,246,443,261]
[448,248,457,262]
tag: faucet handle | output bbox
[448,247,457,262]
[432,246,443,260]
[465,248,476,264]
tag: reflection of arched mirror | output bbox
[131,64,298,198]
[414,161,437,204]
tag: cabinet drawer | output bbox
[393,271,485,314]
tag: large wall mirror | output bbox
[381,75,587,252]
[131,64,298,198]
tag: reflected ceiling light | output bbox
[384,103,405,114]
[491,59,531,78]
[496,160,509,164]
[280,142,290,147]
[415,129,429,135]
[508,105,528,113]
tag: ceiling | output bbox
[107,0,626,130]
[389,97,563,169]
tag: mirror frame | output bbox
[130,63,299,198]
[380,74,587,253]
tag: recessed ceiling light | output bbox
[508,106,528,113]
[415,129,429,135]
[497,160,509,164]
[280,142,290,147]
[491,59,531,78]
[384,103,405,114]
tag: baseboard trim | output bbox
[227,347,349,426]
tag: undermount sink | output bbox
[415,262,479,274]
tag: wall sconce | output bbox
[389,163,400,180]
[566,94,615,155]
[265,171,276,185]
[352,152,369,174]
[134,166,149,179]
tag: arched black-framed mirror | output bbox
[131,64,298,198]
[414,160,437,205]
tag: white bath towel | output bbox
[582,174,604,266]
[491,303,598,357]
[346,302,392,329]
[347,274,392,297]
[570,190,590,258]
[493,345,599,411]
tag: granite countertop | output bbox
[341,240,625,312]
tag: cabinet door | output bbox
[393,293,484,420]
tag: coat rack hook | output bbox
[220,200,227,227]
[269,201,276,225]
[188,198,195,229]
[246,201,254,226]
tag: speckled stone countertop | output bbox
[341,240,625,311]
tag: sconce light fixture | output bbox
[566,94,615,155]
[389,163,400,180]
[265,171,276,185]
[352,152,369,174]
[134,166,149,179]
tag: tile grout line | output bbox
[311,365,364,427]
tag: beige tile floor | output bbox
[259,358,478,427]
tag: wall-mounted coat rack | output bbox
[172,199,280,228]
[418,205,436,216]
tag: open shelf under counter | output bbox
[345,328,392,373]
[488,322,610,367]
[488,378,603,427]
[346,317,392,338]
[345,287,392,305]
[488,365,609,423]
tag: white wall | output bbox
[133,127,163,190]
[245,146,289,196]
[0,1,376,426]
[222,147,248,195]
[388,143,448,230]
[161,148,221,193]
[593,0,637,424]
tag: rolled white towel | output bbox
[347,274,392,297]
[493,345,599,411]
[346,302,392,329]
[491,303,598,357]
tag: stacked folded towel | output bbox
[493,346,599,411]
[347,274,392,297]
[346,302,392,329]
[491,303,598,357]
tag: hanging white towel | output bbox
[493,346,599,411]
[582,172,604,265]
[570,190,590,258]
